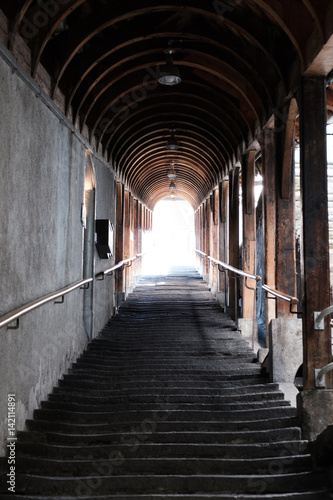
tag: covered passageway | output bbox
[1,0,333,496]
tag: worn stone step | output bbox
[18,427,301,446]
[11,471,330,495]
[15,440,310,460]
[69,364,263,375]
[39,399,291,413]
[26,415,300,434]
[88,335,248,342]
[76,356,256,366]
[54,381,281,396]
[33,406,298,424]
[0,493,331,500]
[88,341,249,349]
[58,376,269,390]
[86,348,251,354]
[10,454,313,477]
[47,391,285,405]
[81,353,256,361]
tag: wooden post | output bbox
[115,182,124,294]
[195,208,200,269]
[199,205,203,273]
[205,198,210,278]
[133,198,139,279]
[128,194,136,287]
[242,151,256,319]
[229,167,240,319]
[300,76,332,390]
[137,201,142,275]
[200,205,203,252]
[123,190,131,294]
[261,127,277,346]
[210,190,219,292]
[219,180,229,304]
[275,102,297,317]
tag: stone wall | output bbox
[0,53,116,455]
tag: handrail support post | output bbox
[7,318,19,330]
[314,305,333,330]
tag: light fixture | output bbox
[158,49,181,86]
[169,180,176,190]
[167,163,177,180]
[166,130,179,150]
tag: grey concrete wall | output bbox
[0,55,116,455]
[269,318,303,383]
[93,157,116,335]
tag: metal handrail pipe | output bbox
[316,362,333,385]
[314,305,333,330]
[102,256,137,276]
[195,249,207,257]
[261,284,299,304]
[208,256,261,282]
[0,278,93,330]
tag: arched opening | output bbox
[144,197,195,274]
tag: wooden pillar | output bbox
[115,182,124,293]
[134,199,139,256]
[142,207,147,251]
[275,101,297,317]
[129,194,134,286]
[123,190,131,293]
[137,201,142,274]
[261,127,277,345]
[199,205,203,252]
[205,198,210,277]
[219,180,229,302]
[242,151,256,318]
[212,190,219,258]
[229,167,240,317]
[194,209,199,268]
[124,191,130,260]
[133,199,140,278]
[300,76,332,390]
[209,190,219,291]
[197,206,203,272]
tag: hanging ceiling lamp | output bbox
[169,180,176,191]
[166,130,179,150]
[167,163,177,180]
[158,49,181,86]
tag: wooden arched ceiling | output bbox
[1,0,332,209]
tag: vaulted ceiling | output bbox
[1,0,333,209]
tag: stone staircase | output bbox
[1,270,332,499]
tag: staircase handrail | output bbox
[316,362,333,386]
[207,256,261,282]
[197,250,299,299]
[261,284,299,304]
[195,249,207,258]
[99,256,138,277]
[313,304,333,330]
[0,278,93,330]
[98,252,148,278]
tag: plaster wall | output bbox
[93,157,117,335]
[0,55,116,455]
